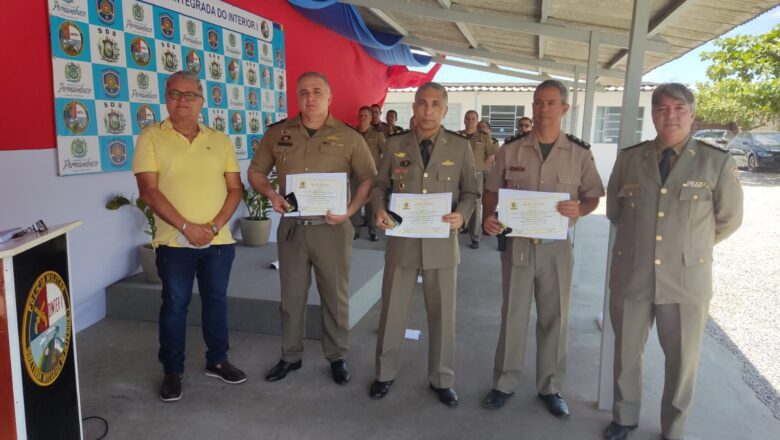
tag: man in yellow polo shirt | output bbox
[133,70,246,402]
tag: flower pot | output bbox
[239,217,271,246]
[139,243,161,284]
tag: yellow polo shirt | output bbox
[133,119,240,248]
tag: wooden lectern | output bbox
[1,221,83,440]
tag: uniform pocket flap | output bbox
[504,170,525,181]
[437,166,459,181]
[679,187,712,201]
[557,170,582,186]
[683,249,711,266]
[617,185,641,198]
[320,143,345,155]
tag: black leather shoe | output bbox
[330,359,351,384]
[353,231,360,240]
[159,373,182,402]
[369,380,394,399]
[429,384,458,407]
[369,233,378,242]
[538,392,570,417]
[604,421,638,440]
[482,389,514,409]
[265,359,302,382]
[469,240,479,249]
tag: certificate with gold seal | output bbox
[386,192,453,238]
[285,172,348,216]
[498,189,569,239]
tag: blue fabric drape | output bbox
[288,0,431,67]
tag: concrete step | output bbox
[105,242,385,339]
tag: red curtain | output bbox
[0,0,437,151]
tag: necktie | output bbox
[420,139,432,168]
[659,148,675,183]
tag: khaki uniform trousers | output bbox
[493,238,573,395]
[610,296,709,440]
[276,217,353,362]
[375,264,457,388]
[349,179,376,234]
[466,171,485,242]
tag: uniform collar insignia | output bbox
[442,160,455,166]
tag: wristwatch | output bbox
[208,221,219,235]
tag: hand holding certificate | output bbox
[386,193,453,238]
[284,173,348,217]
[497,189,569,240]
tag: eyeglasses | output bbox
[11,220,48,239]
[166,90,203,102]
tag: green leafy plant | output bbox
[242,169,277,221]
[106,194,157,239]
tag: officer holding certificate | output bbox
[248,71,376,386]
[481,80,604,416]
[369,82,479,407]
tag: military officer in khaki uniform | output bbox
[370,104,391,135]
[369,82,479,407]
[482,80,605,416]
[351,106,386,241]
[248,72,377,385]
[603,83,743,440]
[385,109,404,135]
[460,110,498,249]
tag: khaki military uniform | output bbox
[606,137,743,439]
[371,127,479,388]
[372,121,390,136]
[387,125,405,136]
[350,127,385,234]
[250,114,377,362]
[459,129,499,243]
[485,132,604,395]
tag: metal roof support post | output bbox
[571,68,581,137]
[581,31,600,143]
[597,0,652,411]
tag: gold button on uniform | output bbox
[447,177,451,181]
[656,235,662,241]
[422,189,427,194]
[693,195,699,200]
[423,172,428,178]
[660,188,668,194]
[655,259,661,265]
[699,258,705,263]
[658,211,665,217]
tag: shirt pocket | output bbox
[504,169,529,189]
[437,165,459,189]
[272,144,296,172]
[320,143,350,171]
[678,186,713,221]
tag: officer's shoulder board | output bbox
[502,131,527,145]
[566,134,591,150]
[346,124,363,135]
[619,140,649,153]
[697,138,729,153]
[266,118,287,130]
[446,128,468,139]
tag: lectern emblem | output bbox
[22,271,72,387]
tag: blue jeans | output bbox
[155,244,235,374]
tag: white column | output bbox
[597,0,652,411]
[581,31,600,143]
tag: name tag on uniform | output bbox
[682,180,709,188]
[622,183,640,189]
[510,166,525,171]
[394,168,409,174]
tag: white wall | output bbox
[0,149,258,332]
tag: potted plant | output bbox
[239,183,273,246]
[105,194,161,283]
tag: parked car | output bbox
[693,129,733,146]
[727,132,780,172]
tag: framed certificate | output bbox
[386,192,453,238]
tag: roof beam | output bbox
[404,36,625,79]
[436,0,479,49]
[342,0,670,53]
[431,56,564,85]
[538,0,551,66]
[605,0,692,69]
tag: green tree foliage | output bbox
[695,24,779,130]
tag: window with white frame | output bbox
[481,105,525,141]
[595,106,644,144]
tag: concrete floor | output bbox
[76,215,780,439]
